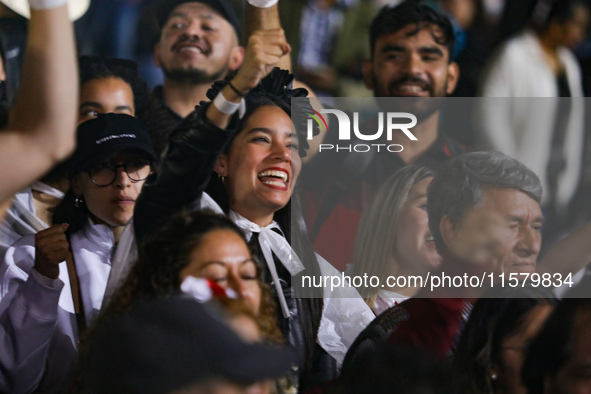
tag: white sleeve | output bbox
[0,236,64,394]
[314,253,375,366]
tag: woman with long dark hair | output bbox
[454,285,557,394]
[133,35,373,389]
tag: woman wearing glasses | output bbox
[0,113,157,393]
[0,55,169,260]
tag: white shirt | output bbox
[479,29,585,207]
[0,182,64,260]
[0,221,113,393]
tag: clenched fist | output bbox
[34,223,70,279]
[231,29,290,93]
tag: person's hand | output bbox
[231,29,290,93]
[34,224,69,279]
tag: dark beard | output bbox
[372,77,447,121]
[163,66,227,85]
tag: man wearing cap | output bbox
[153,0,294,120]
[153,0,245,120]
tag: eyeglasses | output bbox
[87,160,153,187]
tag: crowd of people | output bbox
[1,0,591,393]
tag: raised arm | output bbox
[134,30,289,244]
[244,3,325,162]
[0,2,77,206]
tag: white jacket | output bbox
[478,29,585,207]
[0,221,113,393]
[0,183,64,260]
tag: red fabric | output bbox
[314,206,362,271]
[387,297,468,359]
[207,279,229,298]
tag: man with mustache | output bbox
[153,0,245,121]
[304,2,469,271]
[152,0,300,123]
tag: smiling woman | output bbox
[214,99,302,226]
[134,63,375,388]
[0,114,157,393]
[349,165,437,314]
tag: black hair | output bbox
[454,284,557,393]
[109,210,249,304]
[78,56,175,156]
[331,344,460,394]
[51,189,87,235]
[369,1,456,61]
[73,210,282,393]
[51,150,155,236]
[154,0,243,43]
[542,0,589,27]
[204,69,324,388]
[522,277,591,393]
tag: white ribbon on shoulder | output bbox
[230,210,305,319]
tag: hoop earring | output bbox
[74,196,84,208]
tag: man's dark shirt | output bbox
[153,85,184,124]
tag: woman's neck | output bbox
[231,207,274,228]
[537,31,564,74]
[89,214,124,243]
[111,226,124,243]
[32,191,61,225]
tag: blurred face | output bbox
[180,229,262,314]
[227,314,262,343]
[364,24,458,99]
[216,106,301,226]
[154,2,242,83]
[393,177,441,276]
[79,77,135,124]
[494,304,554,394]
[546,310,591,394]
[553,5,590,49]
[71,150,149,229]
[439,0,476,30]
[444,188,543,275]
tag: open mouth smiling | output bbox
[173,41,209,56]
[257,168,289,189]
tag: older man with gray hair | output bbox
[428,150,543,276]
[341,151,544,372]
